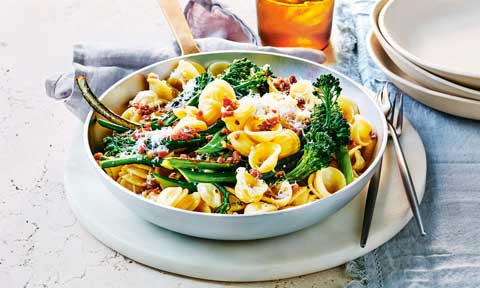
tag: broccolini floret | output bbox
[285,74,351,182]
[220,58,273,96]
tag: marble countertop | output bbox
[0,0,349,286]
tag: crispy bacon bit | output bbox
[223,98,233,108]
[226,157,233,163]
[232,151,241,163]
[221,128,230,135]
[133,103,158,116]
[205,134,213,141]
[147,187,161,194]
[93,152,104,161]
[179,154,188,159]
[156,119,163,126]
[138,145,146,154]
[274,170,286,178]
[369,131,377,139]
[249,169,262,179]
[273,78,291,92]
[157,150,169,158]
[171,129,195,141]
[226,143,235,151]
[217,157,225,163]
[142,115,152,122]
[222,110,234,117]
[288,75,297,84]
[291,183,300,193]
[143,122,151,130]
[297,97,306,109]
[196,110,204,119]
[258,115,280,131]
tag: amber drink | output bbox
[256,0,334,50]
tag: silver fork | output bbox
[360,84,426,247]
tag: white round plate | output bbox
[372,0,480,101]
[65,119,426,282]
[379,0,480,89]
[367,31,480,120]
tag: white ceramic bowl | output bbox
[367,31,480,120]
[379,0,480,89]
[83,51,388,240]
[371,0,480,101]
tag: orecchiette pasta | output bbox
[308,167,346,199]
[197,183,222,209]
[173,116,208,133]
[157,187,188,207]
[244,115,282,142]
[262,180,292,208]
[227,131,257,157]
[222,101,255,132]
[234,167,269,203]
[96,58,379,215]
[147,73,176,101]
[271,129,301,159]
[289,186,310,206]
[116,164,153,193]
[198,79,236,125]
[351,114,375,146]
[176,192,201,211]
[167,60,204,89]
[244,202,278,215]
[338,96,359,123]
[121,106,143,123]
[207,61,230,77]
[248,142,281,173]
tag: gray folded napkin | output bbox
[46,38,325,119]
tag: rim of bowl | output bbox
[379,0,480,80]
[371,0,480,98]
[83,50,388,218]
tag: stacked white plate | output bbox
[368,0,480,120]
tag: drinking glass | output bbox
[256,0,335,50]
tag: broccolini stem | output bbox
[213,183,231,214]
[336,146,354,184]
[100,155,159,168]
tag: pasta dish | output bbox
[88,58,377,215]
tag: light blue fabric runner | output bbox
[45,0,480,286]
[337,1,480,287]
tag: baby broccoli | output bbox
[285,74,351,182]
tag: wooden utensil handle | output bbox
[157,0,200,55]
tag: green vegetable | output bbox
[103,133,137,157]
[152,172,196,192]
[220,58,273,97]
[285,74,351,182]
[161,157,237,171]
[154,72,215,127]
[178,169,237,183]
[195,130,226,154]
[162,137,207,150]
[76,75,140,130]
[97,118,130,133]
[100,155,158,168]
[336,146,354,184]
[212,183,231,214]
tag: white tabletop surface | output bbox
[0,0,349,287]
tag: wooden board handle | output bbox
[157,0,200,55]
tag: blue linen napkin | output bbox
[46,0,480,286]
[338,1,480,287]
